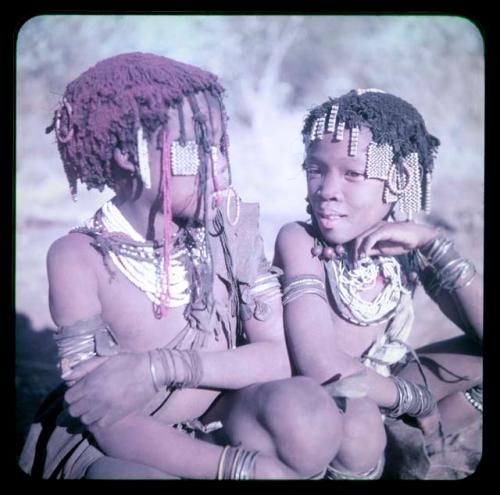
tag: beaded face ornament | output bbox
[304,89,435,220]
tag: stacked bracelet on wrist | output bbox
[383,376,436,419]
[148,348,204,392]
[417,235,476,294]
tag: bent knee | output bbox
[258,377,343,475]
[342,398,386,448]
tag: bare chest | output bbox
[327,279,389,358]
[94,256,231,353]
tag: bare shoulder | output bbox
[47,232,102,325]
[47,232,98,265]
[274,221,322,276]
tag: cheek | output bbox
[306,177,320,196]
[170,178,199,209]
[348,181,385,209]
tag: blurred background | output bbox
[16,14,484,455]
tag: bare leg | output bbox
[330,398,386,474]
[85,457,178,479]
[86,376,342,479]
[201,376,343,478]
[396,335,482,434]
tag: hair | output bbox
[46,51,228,196]
[301,90,440,176]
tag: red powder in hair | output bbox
[53,52,225,194]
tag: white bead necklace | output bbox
[89,200,191,307]
[325,255,409,326]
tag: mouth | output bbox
[316,210,347,229]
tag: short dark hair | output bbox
[302,90,440,176]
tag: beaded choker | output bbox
[323,254,408,326]
[78,200,209,310]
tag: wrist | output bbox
[155,347,204,390]
[418,225,440,250]
[382,376,436,418]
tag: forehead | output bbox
[307,126,373,164]
[164,92,223,141]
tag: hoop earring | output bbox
[55,98,74,143]
[226,185,241,226]
[386,162,411,195]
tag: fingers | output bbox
[96,409,124,429]
[416,412,441,437]
[353,223,383,262]
[63,356,107,381]
[64,379,87,404]
[67,397,92,419]
[81,405,107,426]
[354,222,413,261]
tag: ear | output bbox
[113,148,135,173]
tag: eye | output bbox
[303,162,322,176]
[345,170,366,180]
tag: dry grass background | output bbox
[15,15,484,464]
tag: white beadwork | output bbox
[137,127,152,189]
[309,118,318,143]
[327,105,339,133]
[424,171,432,214]
[171,140,200,175]
[398,153,422,219]
[355,88,386,96]
[325,255,408,326]
[316,116,326,140]
[96,201,191,307]
[335,121,345,141]
[348,126,360,156]
[366,142,393,180]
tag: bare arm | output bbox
[199,296,291,389]
[274,222,398,408]
[422,270,483,342]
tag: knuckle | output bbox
[68,405,79,418]
[81,414,92,425]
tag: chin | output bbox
[317,226,354,246]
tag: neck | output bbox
[111,196,180,241]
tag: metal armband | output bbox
[281,274,327,306]
[54,314,119,376]
[240,266,283,321]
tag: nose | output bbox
[317,171,343,201]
